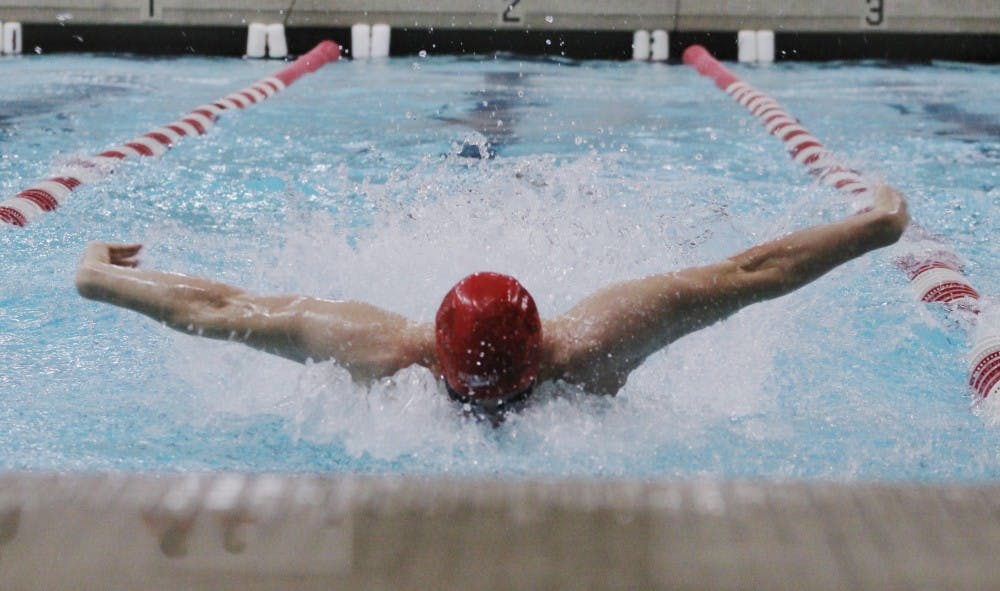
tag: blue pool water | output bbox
[0,53,997,479]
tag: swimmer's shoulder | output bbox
[538,318,628,396]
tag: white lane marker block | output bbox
[737,30,757,63]
[371,24,390,58]
[756,30,775,63]
[267,24,288,59]
[2,22,22,56]
[651,30,668,62]
[632,30,650,61]
[351,24,371,59]
[246,23,267,58]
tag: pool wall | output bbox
[3,472,1000,590]
[1,0,999,59]
[1,0,998,32]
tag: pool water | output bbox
[0,52,997,479]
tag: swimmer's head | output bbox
[435,272,542,404]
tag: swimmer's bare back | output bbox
[76,185,907,395]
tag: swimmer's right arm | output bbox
[75,242,436,381]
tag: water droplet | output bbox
[545,15,554,23]
[418,50,427,58]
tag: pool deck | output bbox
[2,472,1000,590]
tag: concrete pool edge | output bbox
[2,0,999,60]
[1,472,999,590]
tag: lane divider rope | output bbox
[682,44,998,399]
[1,40,341,228]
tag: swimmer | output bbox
[76,184,908,420]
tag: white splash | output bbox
[162,152,842,473]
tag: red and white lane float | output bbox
[0,40,341,228]
[682,44,999,400]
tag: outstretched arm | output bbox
[545,185,909,392]
[75,243,435,381]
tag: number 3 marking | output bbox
[866,0,884,26]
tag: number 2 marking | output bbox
[503,0,522,23]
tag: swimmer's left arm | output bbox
[76,242,436,381]
[547,185,909,390]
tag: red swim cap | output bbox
[435,272,542,402]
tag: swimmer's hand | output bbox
[870,185,909,245]
[873,185,907,218]
[81,242,142,268]
[76,242,143,302]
